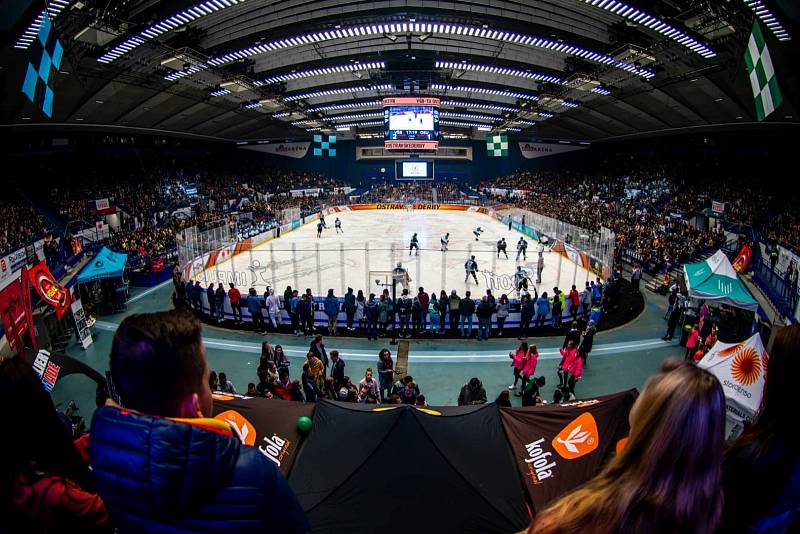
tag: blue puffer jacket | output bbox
[89,406,308,534]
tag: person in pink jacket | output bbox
[685,325,700,361]
[519,345,539,397]
[508,341,528,390]
[566,352,585,395]
[558,341,578,388]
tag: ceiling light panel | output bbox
[14,0,70,50]
[256,62,385,85]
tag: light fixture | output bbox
[742,0,791,41]
[284,84,392,101]
[431,83,539,101]
[97,0,246,63]
[14,0,71,50]
[256,62,385,85]
[583,0,717,57]
[418,33,431,42]
[384,33,397,42]
[436,61,563,85]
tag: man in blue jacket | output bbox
[89,310,308,533]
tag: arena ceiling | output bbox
[1,0,798,141]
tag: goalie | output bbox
[392,262,411,291]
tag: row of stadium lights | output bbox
[97,0,244,63]
[582,0,716,57]
[256,62,385,85]
[744,0,790,41]
[14,0,70,49]
[283,84,393,101]
[305,100,518,113]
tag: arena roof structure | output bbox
[2,0,797,141]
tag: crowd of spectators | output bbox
[3,310,798,532]
[0,200,49,256]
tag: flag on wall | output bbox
[486,135,508,157]
[313,135,336,157]
[21,15,63,118]
[744,21,782,121]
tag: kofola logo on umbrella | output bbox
[522,412,599,485]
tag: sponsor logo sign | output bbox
[518,142,588,159]
[28,261,71,319]
[32,349,61,392]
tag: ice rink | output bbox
[196,209,595,298]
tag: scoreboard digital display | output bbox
[384,97,440,151]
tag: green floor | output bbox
[52,282,680,423]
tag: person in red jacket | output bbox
[568,285,581,322]
[1,356,110,533]
[227,283,242,323]
[558,341,578,388]
[519,345,539,397]
[508,341,528,391]
[685,324,700,361]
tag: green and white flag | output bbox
[486,135,508,157]
[744,21,782,121]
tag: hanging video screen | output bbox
[383,97,440,151]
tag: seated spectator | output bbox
[1,356,110,533]
[217,372,236,394]
[457,377,487,406]
[532,359,725,533]
[721,324,800,532]
[88,310,308,533]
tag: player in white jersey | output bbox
[440,232,450,251]
[473,227,484,241]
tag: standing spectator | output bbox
[323,289,339,336]
[309,334,329,370]
[247,288,264,332]
[89,310,308,533]
[663,305,681,341]
[536,252,545,284]
[558,342,578,388]
[535,292,550,328]
[304,352,325,392]
[448,290,461,334]
[551,288,563,329]
[301,363,320,403]
[228,283,242,323]
[457,377,487,406]
[343,288,356,331]
[459,291,476,338]
[581,282,592,320]
[519,294,535,339]
[266,289,282,331]
[439,290,448,333]
[495,294,510,336]
[417,287,430,332]
[509,341,528,390]
[429,293,441,333]
[520,345,539,397]
[218,373,236,394]
[531,360,725,534]
[565,352,584,395]
[206,283,216,319]
[213,284,225,323]
[365,293,379,340]
[355,290,366,330]
[568,285,580,322]
[376,348,397,402]
[1,356,110,534]
[192,281,203,312]
[329,350,346,391]
[631,264,642,293]
[721,324,800,532]
[299,294,314,336]
[397,289,413,338]
[685,324,700,360]
[289,290,301,335]
[579,321,596,365]
[283,286,294,317]
[477,296,493,340]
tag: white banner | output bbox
[518,142,589,159]
[239,142,310,158]
[95,198,110,211]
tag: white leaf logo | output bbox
[556,424,590,454]
[226,417,249,442]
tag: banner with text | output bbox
[239,142,311,159]
[28,261,71,319]
[518,142,589,160]
[500,389,636,511]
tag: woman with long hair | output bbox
[496,294,510,336]
[532,359,726,534]
[519,345,539,397]
[508,341,528,391]
[721,324,800,532]
[355,289,366,330]
[376,348,398,402]
[274,344,289,371]
[1,356,110,532]
[439,290,448,333]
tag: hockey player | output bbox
[392,262,411,291]
[497,238,508,259]
[516,237,528,261]
[317,220,324,238]
[440,232,450,251]
[319,213,327,228]
[473,227,484,241]
[464,255,479,284]
[409,233,420,256]
[335,217,343,234]
[514,266,531,295]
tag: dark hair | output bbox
[110,310,205,416]
[0,356,93,503]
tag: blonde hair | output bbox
[532,359,726,534]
